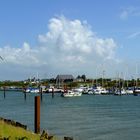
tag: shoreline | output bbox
[0,117,27,130]
[0,117,55,140]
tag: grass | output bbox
[0,120,40,140]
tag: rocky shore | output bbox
[0,117,73,140]
[0,117,54,140]
[0,117,27,130]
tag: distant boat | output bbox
[126,87,134,94]
[25,87,40,93]
[134,87,140,93]
[87,89,94,95]
[114,88,127,95]
[93,86,108,95]
[133,87,139,96]
[61,90,82,97]
[30,88,40,93]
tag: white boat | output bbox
[126,88,134,94]
[121,89,127,95]
[30,88,40,93]
[93,86,108,95]
[87,89,94,94]
[62,90,82,97]
[134,87,140,93]
[73,87,83,93]
[25,87,40,93]
[25,88,31,93]
[114,89,127,95]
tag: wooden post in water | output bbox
[34,96,40,133]
[23,87,26,100]
[52,88,54,98]
[24,92,26,100]
[3,86,6,99]
[64,85,67,93]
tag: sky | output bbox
[0,0,140,80]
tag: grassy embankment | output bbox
[0,120,40,140]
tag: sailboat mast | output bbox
[136,63,138,88]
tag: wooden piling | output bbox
[3,86,6,99]
[35,96,40,133]
[23,87,27,100]
[24,92,26,100]
[52,88,54,98]
[64,85,67,93]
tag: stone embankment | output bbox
[0,117,27,130]
[0,117,73,140]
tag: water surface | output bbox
[0,91,140,140]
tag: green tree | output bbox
[81,74,86,82]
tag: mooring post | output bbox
[23,87,26,100]
[35,96,40,133]
[3,86,6,99]
[64,85,67,93]
[52,88,54,98]
[24,92,26,100]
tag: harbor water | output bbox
[0,91,140,140]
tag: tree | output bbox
[76,75,81,79]
[81,74,86,82]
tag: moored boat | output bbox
[93,86,108,95]
[114,88,127,95]
[126,87,134,94]
[61,90,82,97]
[24,87,40,93]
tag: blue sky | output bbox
[0,0,140,80]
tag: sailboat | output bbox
[114,72,127,95]
[133,64,139,96]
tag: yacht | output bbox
[114,88,127,95]
[93,86,108,95]
[134,87,140,93]
[25,87,40,93]
[62,90,82,97]
[126,87,134,94]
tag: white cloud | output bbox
[39,16,117,60]
[120,10,129,20]
[127,32,140,39]
[0,16,118,80]
[0,43,41,66]
[120,6,140,20]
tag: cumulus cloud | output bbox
[0,16,118,79]
[39,16,117,60]
[0,42,41,66]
